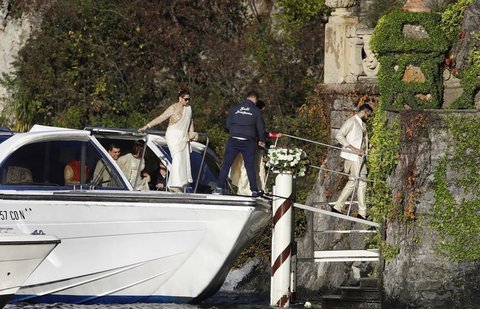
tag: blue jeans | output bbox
[217,138,258,192]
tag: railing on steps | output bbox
[269,133,382,264]
[293,202,380,263]
[269,133,372,217]
[314,249,379,262]
[293,202,379,228]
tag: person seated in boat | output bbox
[117,140,151,191]
[64,159,90,186]
[149,162,168,191]
[5,166,33,185]
[92,143,121,187]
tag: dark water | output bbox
[5,292,320,309]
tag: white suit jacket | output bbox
[336,114,368,163]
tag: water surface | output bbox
[5,291,318,309]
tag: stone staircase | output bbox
[322,277,382,309]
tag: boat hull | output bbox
[0,234,59,308]
[0,191,270,304]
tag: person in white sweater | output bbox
[332,103,373,220]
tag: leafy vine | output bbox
[430,115,480,261]
[368,101,400,223]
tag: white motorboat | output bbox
[0,233,60,308]
[0,126,271,304]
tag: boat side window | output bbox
[0,140,125,189]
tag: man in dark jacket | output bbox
[214,90,266,197]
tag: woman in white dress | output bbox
[139,90,197,191]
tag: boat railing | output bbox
[143,129,211,194]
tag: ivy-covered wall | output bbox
[430,115,480,261]
[381,110,480,308]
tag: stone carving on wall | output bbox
[357,28,379,79]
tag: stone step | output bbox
[321,278,382,309]
[340,286,381,301]
[359,277,379,288]
[322,295,382,309]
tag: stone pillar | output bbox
[324,0,359,84]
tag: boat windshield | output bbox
[0,139,127,190]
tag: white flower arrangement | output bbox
[266,146,308,177]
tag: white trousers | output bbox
[334,159,367,216]
[234,151,266,196]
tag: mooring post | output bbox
[270,172,293,307]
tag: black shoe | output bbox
[212,187,223,195]
[331,207,344,215]
[356,214,368,220]
[251,190,264,197]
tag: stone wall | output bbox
[383,110,480,308]
[0,3,40,118]
[294,87,480,307]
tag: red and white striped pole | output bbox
[270,172,293,307]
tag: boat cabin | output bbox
[0,126,219,193]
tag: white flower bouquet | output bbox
[266,146,308,177]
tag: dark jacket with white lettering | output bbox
[226,99,266,142]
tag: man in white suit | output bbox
[332,103,373,220]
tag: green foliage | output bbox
[368,101,400,222]
[3,0,327,146]
[440,0,473,43]
[376,53,445,109]
[371,10,449,109]
[429,115,480,262]
[381,239,401,261]
[371,10,448,55]
[2,0,251,131]
[205,123,229,162]
[431,161,480,261]
[445,115,480,192]
[276,0,329,27]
